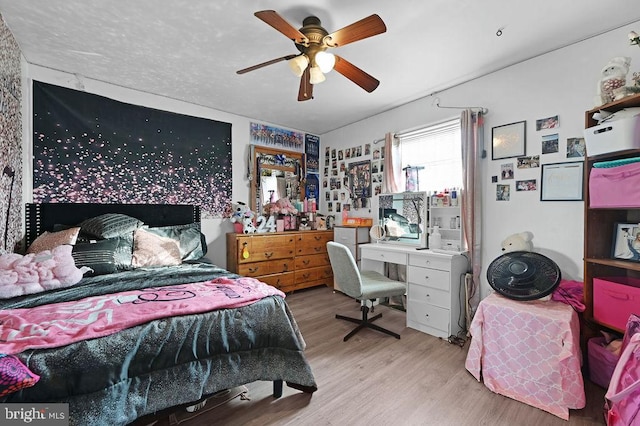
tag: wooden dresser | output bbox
[226,230,334,293]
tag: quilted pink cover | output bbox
[465,293,585,420]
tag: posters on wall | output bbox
[250,122,304,152]
[32,81,232,218]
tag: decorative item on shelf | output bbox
[596,57,631,105]
[326,215,335,229]
[429,226,442,249]
[629,31,640,47]
[315,215,327,230]
[369,224,385,243]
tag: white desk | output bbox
[360,243,470,339]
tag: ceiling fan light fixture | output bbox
[309,66,326,84]
[315,51,335,73]
[288,55,309,77]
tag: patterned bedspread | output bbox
[0,261,317,426]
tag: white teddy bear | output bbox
[500,231,533,253]
[596,56,632,105]
[242,216,257,234]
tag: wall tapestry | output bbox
[250,122,304,152]
[0,15,23,253]
[32,81,232,218]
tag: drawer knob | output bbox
[424,276,429,280]
[426,293,430,298]
[264,252,273,258]
[303,260,310,265]
[249,267,259,273]
[314,236,322,241]
[314,247,321,252]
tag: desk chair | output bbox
[327,242,407,341]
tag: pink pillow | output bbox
[132,228,182,268]
[27,227,81,254]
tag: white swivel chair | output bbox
[327,241,407,341]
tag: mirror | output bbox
[250,145,305,215]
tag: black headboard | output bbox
[25,203,200,248]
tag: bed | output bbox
[0,203,317,425]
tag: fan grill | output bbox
[487,251,561,300]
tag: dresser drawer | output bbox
[361,247,407,265]
[237,234,296,263]
[408,253,451,271]
[238,258,294,277]
[295,253,330,269]
[295,265,333,283]
[407,265,450,292]
[258,272,295,289]
[408,282,450,309]
[296,232,333,256]
[407,301,450,334]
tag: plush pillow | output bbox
[72,238,119,276]
[145,222,205,260]
[0,245,91,299]
[26,227,81,254]
[79,213,144,239]
[132,228,182,268]
[0,354,40,397]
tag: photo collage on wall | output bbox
[323,142,383,213]
[492,114,585,202]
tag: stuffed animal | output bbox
[501,231,533,253]
[229,201,254,224]
[596,57,632,105]
[241,216,257,234]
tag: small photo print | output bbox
[491,175,498,183]
[373,149,381,160]
[567,137,586,158]
[536,115,559,131]
[496,184,510,201]
[517,155,540,169]
[516,179,537,191]
[501,163,514,180]
[365,143,371,155]
[372,161,380,174]
[542,133,559,154]
[338,150,344,160]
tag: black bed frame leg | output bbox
[273,379,283,398]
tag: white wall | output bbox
[21,65,306,268]
[321,21,640,298]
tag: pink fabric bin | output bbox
[593,277,640,331]
[588,337,619,388]
[589,161,640,207]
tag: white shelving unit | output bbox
[429,206,463,252]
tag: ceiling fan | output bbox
[237,10,387,101]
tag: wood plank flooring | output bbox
[137,286,607,426]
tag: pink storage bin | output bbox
[588,337,619,388]
[593,277,640,330]
[589,161,640,207]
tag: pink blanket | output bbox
[0,277,285,355]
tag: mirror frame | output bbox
[250,145,305,215]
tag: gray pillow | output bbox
[79,213,144,239]
[145,222,204,260]
[72,238,119,276]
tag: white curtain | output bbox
[382,132,402,193]
[460,109,484,330]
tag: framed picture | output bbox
[540,161,584,201]
[492,121,526,160]
[612,223,640,261]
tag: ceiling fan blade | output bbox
[298,66,313,101]
[255,10,309,44]
[325,14,386,48]
[237,54,298,74]
[333,55,380,93]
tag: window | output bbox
[398,118,462,193]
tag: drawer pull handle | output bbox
[249,267,259,273]
[424,276,429,280]
[264,252,274,258]
[426,294,430,298]
[283,264,289,271]
[314,247,321,252]
[314,236,322,241]
[303,260,310,265]
[302,273,311,279]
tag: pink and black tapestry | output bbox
[32,81,232,218]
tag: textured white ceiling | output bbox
[1,1,639,134]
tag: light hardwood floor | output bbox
[140,286,607,426]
